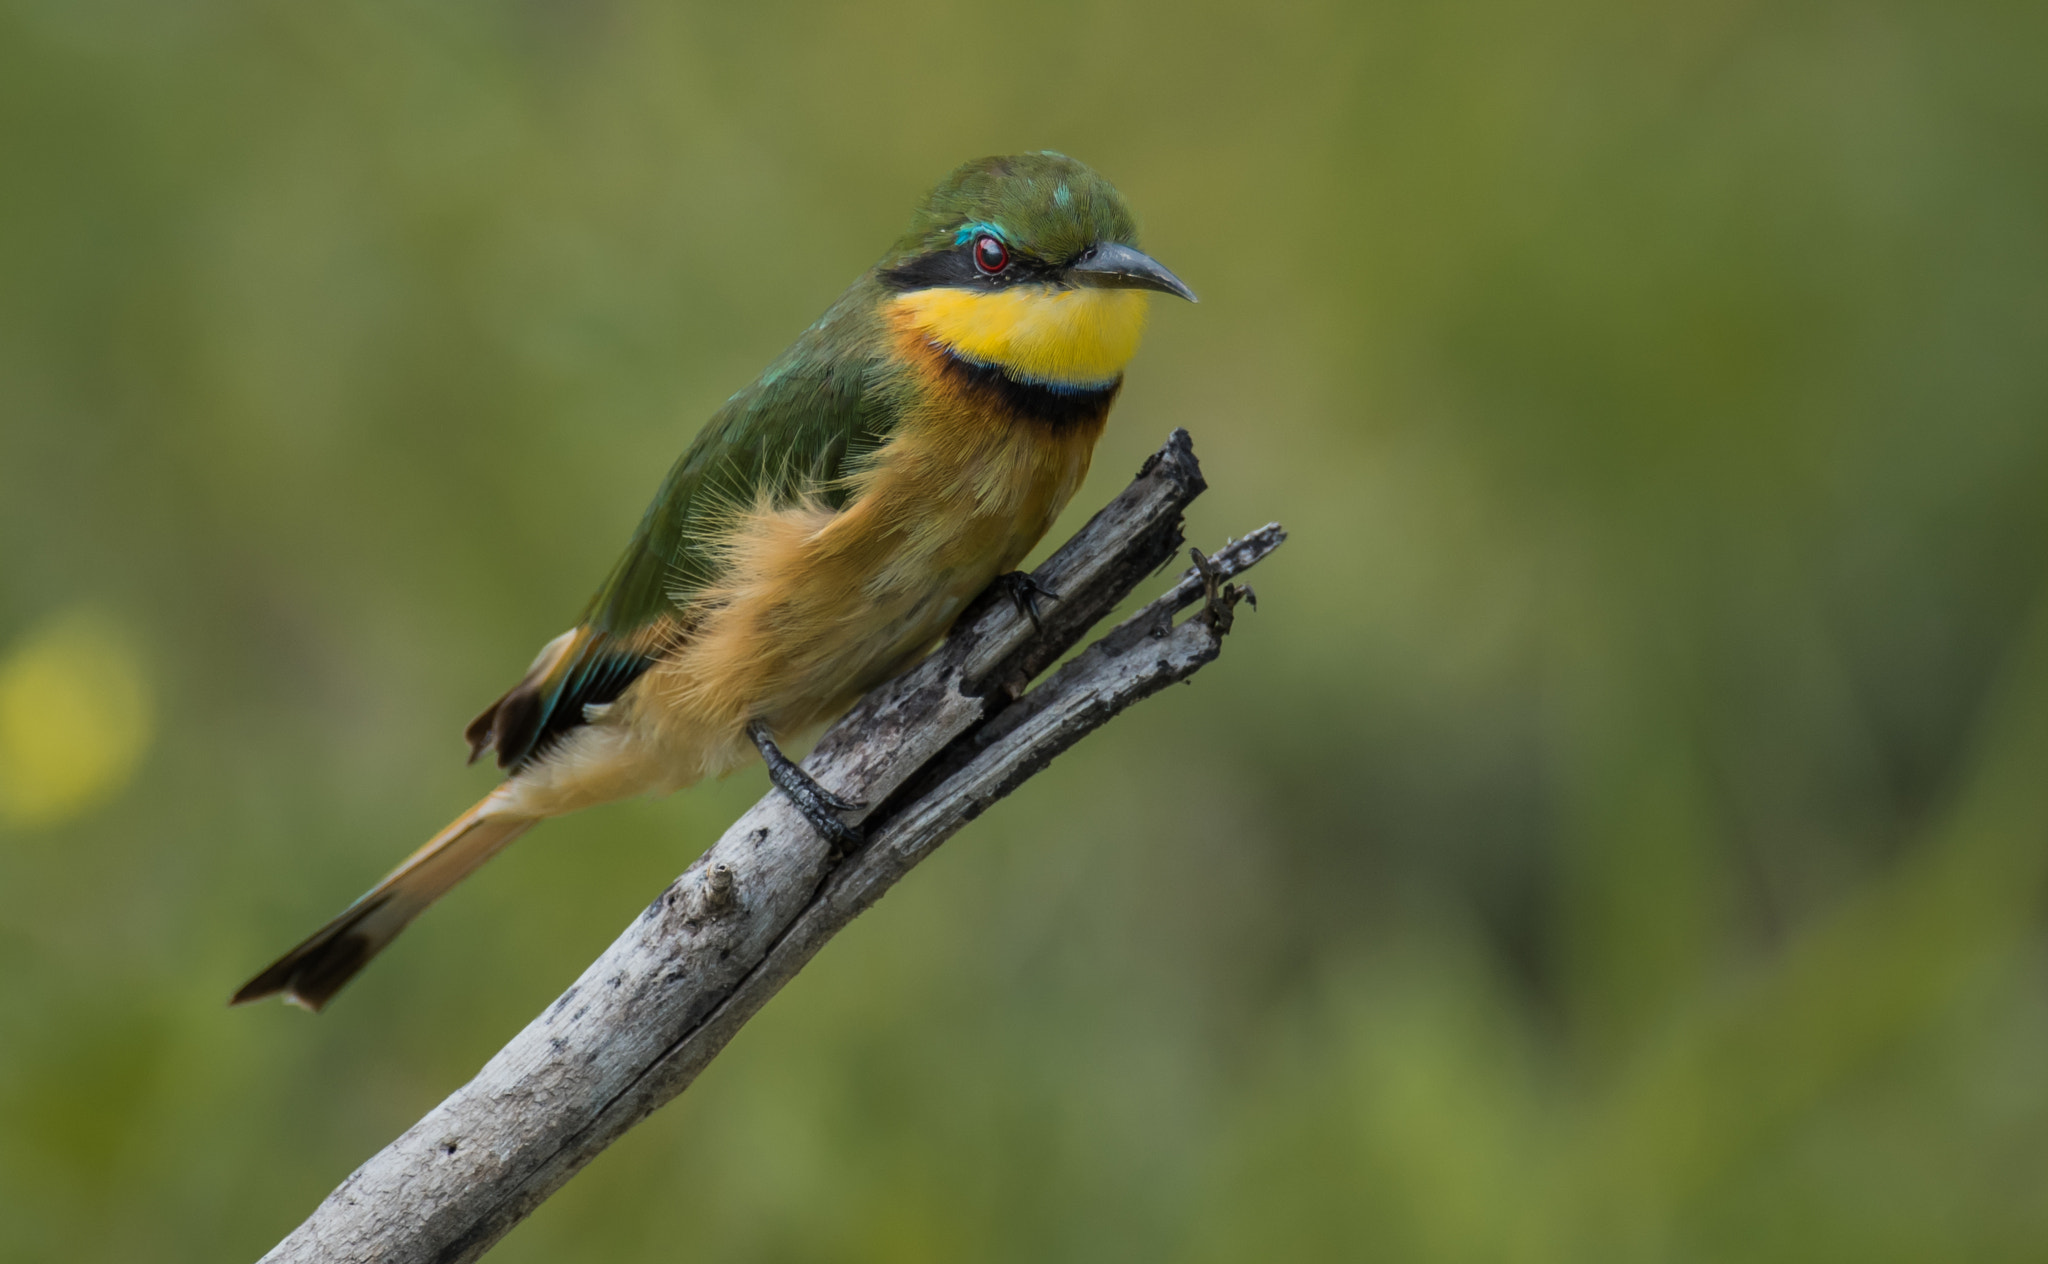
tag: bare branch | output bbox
[257,431,1285,1264]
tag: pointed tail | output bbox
[232,798,535,1012]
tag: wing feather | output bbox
[468,298,897,771]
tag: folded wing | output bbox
[465,321,897,772]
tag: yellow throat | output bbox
[888,284,1152,387]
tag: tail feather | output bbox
[232,800,534,1012]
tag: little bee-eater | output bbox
[234,152,1195,1010]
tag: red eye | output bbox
[973,234,1008,275]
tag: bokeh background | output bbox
[5,1,2048,1259]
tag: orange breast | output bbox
[633,318,1110,778]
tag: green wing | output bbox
[467,308,900,771]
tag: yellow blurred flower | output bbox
[0,608,154,830]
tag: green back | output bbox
[585,282,899,635]
[479,281,901,770]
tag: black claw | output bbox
[746,720,866,852]
[997,571,1061,634]
[798,794,866,853]
[811,784,866,813]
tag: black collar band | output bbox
[936,350,1121,428]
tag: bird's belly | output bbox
[781,557,987,707]
[631,449,1086,783]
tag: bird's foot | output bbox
[1189,546,1254,634]
[746,720,866,853]
[997,571,1062,634]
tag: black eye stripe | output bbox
[879,241,1061,292]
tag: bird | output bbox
[232,151,1196,1011]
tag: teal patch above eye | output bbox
[1053,183,1072,208]
[954,221,1006,246]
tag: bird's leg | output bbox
[746,720,866,852]
[996,571,1062,634]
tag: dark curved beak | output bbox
[1068,241,1198,302]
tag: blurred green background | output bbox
[4,0,2048,1259]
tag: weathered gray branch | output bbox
[258,430,1285,1264]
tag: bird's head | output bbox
[878,153,1194,390]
